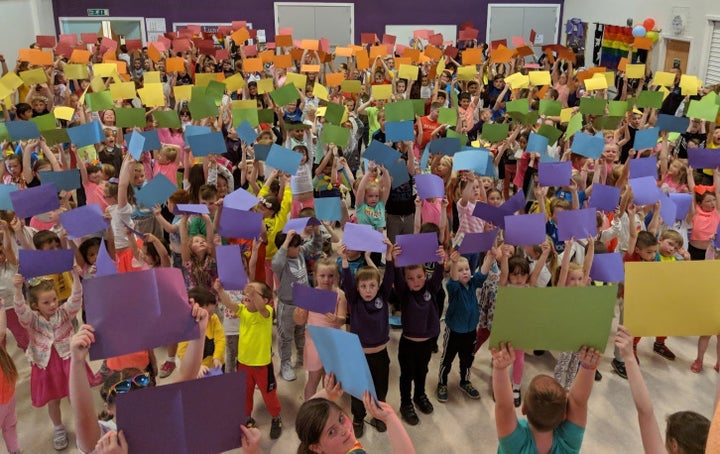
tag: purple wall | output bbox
[52,0,563,44]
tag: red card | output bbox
[278,27,293,35]
[428,33,443,46]
[151,40,166,52]
[361,33,378,45]
[319,38,330,53]
[266,42,276,50]
[59,34,78,46]
[215,49,229,61]
[81,33,98,44]
[243,45,258,57]
[164,32,177,40]
[157,36,172,50]
[36,35,56,48]
[490,39,507,50]
[529,29,537,44]
[382,34,396,45]
[100,37,117,53]
[459,21,473,31]
[54,42,73,58]
[125,39,143,51]
[177,29,194,39]
[232,21,247,30]
[444,46,459,58]
[458,28,479,41]
[217,26,233,36]
[186,25,201,34]
[172,39,191,52]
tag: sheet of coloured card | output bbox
[538,161,572,187]
[266,144,302,175]
[628,176,663,205]
[134,174,177,209]
[216,245,248,290]
[342,223,386,253]
[414,174,445,200]
[557,208,598,241]
[313,197,342,222]
[458,229,498,254]
[18,249,75,279]
[292,284,338,314]
[10,183,59,218]
[504,213,546,246]
[588,184,621,212]
[217,208,263,239]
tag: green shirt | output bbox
[498,419,585,454]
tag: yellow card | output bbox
[256,78,275,94]
[93,63,117,78]
[109,81,137,100]
[341,80,361,94]
[19,68,48,85]
[174,85,193,102]
[313,82,329,101]
[224,73,245,92]
[53,106,75,121]
[625,64,645,79]
[90,77,106,93]
[528,71,551,86]
[504,72,529,89]
[371,84,393,100]
[137,83,165,107]
[604,72,615,88]
[195,73,224,86]
[0,83,12,101]
[659,85,670,101]
[560,108,574,123]
[652,71,675,87]
[316,106,327,117]
[1,72,24,90]
[144,71,161,84]
[680,75,699,95]
[625,261,720,336]
[110,71,122,84]
[584,73,608,91]
[456,66,476,81]
[65,63,89,81]
[231,100,257,110]
[398,64,419,81]
[285,72,307,90]
[78,85,89,106]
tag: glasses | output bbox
[108,373,151,396]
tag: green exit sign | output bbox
[87,8,109,17]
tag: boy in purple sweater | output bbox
[392,243,446,426]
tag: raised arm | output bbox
[491,343,518,438]
[566,345,600,428]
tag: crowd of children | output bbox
[0,15,718,453]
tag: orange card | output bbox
[490,45,513,63]
[588,66,606,75]
[114,60,127,75]
[273,54,292,69]
[355,49,370,70]
[462,48,483,65]
[259,50,276,63]
[516,46,534,57]
[557,47,576,63]
[300,39,319,50]
[335,47,353,57]
[21,49,53,66]
[325,72,345,87]
[369,45,387,59]
[402,48,420,63]
[231,28,250,44]
[424,45,443,61]
[165,57,185,73]
[290,48,304,62]
[243,58,263,73]
[70,49,91,64]
[276,35,293,47]
[577,70,593,82]
[618,57,629,72]
[394,57,412,67]
[148,43,162,63]
[634,37,653,50]
[300,64,320,73]
[534,85,549,100]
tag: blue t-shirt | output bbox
[498,419,585,454]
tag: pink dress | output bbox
[304,308,343,372]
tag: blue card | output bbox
[67,121,104,147]
[266,144,302,175]
[5,121,40,140]
[384,120,415,142]
[186,132,226,157]
[386,158,411,188]
[134,174,177,208]
[656,114,690,133]
[633,127,660,151]
[429,137,460,155]
[307,326,377,401]
[253,144,271,161]
[452,149,490,175]
[571,131,604,159]
[362,140,401,167]
[127,130,146,159]
[313,197,342,221]
[183,125,211,147]
[0,184,18,211]
[39,169,81,191]
[527,132,549,153]
[235,121,258,145]
[123,130,160,152]
[10,183,59,218]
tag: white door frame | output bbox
[486,3,560,44]
[656,34,694,74]
[58,16,147,43]
[698,14,720,83]
[273,2,354,39]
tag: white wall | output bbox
[0,0,55,67]
[561,0,720,81]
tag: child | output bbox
[293,258,347,400]
[340,239,394,438]
[437,250,496,403]
[290,144,315,218]
[491,342,601,453]
[179,213,217,291]
[215,280,283,440]
[272,229,323,382]
[13,269,93,450]
[74,146,108,211]
[104,157,141,273]
[258,170,293,292]
[188,184,219,237]
[176,287,225,374]
[456,173,486,271]
[354,165,391,232]
[0,309,18,454]
[153,144,181,184]
[392,242,446,425]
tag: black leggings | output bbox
[688,244,707,261]
[351,348,390,419]
[398,337,434,406]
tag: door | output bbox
[664,39,690,72]
[275,2,354,47]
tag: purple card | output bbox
[659,195,676,226]
[10,183,59,218]
[203,367,224,377]
[127,130,145,159]
[669,192,693,220]
[186,131,226,157]
[223,187,259,211]
[84,267,200,360]
[538,161,572,187]
[216,245,248,290]
[135,174,177,209]
[395,232,440,266]
[59,204,108,239]
[174,204,210,215]
[283,217,321,233]
[557,207,598,241]
[18,249,74,278]
[266,144,302,175]
[217,208,263,239]
[688,148,720,170]
[571,131,604,159]
[473,202,507,229]
[629,156,658,179]
[95,238,117,277]
[415,173,445,199]
[343,223,386,253]
[122,221,145,240]
[629,176,662,205]
[589,253,624,283]
[117,371,246,454]
[502,189,526,214]
[589,183,621,212]
[458,229,498,253]
[504,213,546,246]
[527,132,549,153]
[633,127,659,151]
[715,224,720,249]
[292,283,338,314]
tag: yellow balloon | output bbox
[646,31,659,43]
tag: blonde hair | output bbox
[314,257,339,287]
[660,229,684,248]
[159,145,179,162]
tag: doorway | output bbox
[663,38,690,73]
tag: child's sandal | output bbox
[690,359,703,374]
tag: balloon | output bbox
[643,18,655,30]
[646,31,659,43]
[632,25,647,37]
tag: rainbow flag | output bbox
[600,25,633,70]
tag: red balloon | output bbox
[643,18,655,30]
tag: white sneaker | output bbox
[53,425,68,450]
[280,362,296,381]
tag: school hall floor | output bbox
[9,308,717,453]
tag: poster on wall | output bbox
[146,18,167,42]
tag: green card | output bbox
[232,108,259,128]
[438,107,457,127]
[85,91,114,111]
[152,110,182,128]
[284,122,311,130]
[0,123,8,142]
[188,95,219,119]
[385,100,415,122]
[539,100,562,117]
[565,112,583,138]
[114,108,147,128]
[608,101,628,117]
[205,80,227,106]
[258,108,275,124]
[506,98,529,114]
[191,85,207,100]
[537,124,562,145]
[30,113,57,131]
[481,123,509,143]
[325,102,345,125]
[625,97,636,110]
[270,84,300,106]
[446,129,468,146]
[341,80,361,94]
[412,99,426,117]
[508,110,539,126]
[321,124,350,146]
[636,90,663,109]
[41,128,71,146]
[579,97,606,115]
[593,116,624,131]
[488,286,617,351]
[686,100,720,122]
